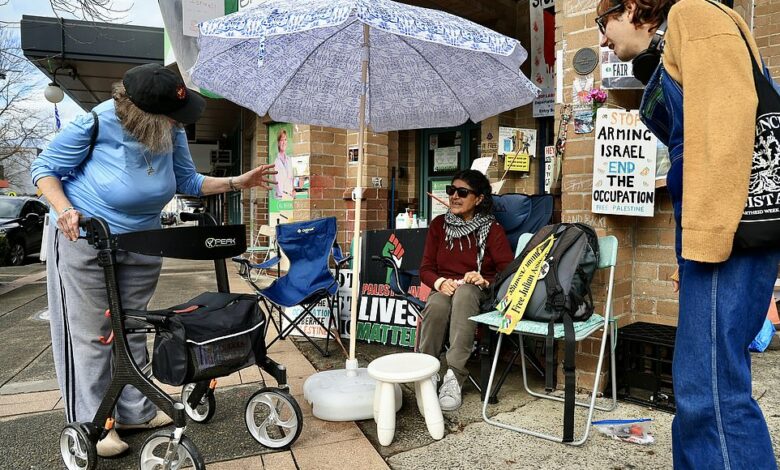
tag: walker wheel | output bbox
[59,424,97,470]
[181,382,216,423]
[245,387,303,449]
[139,430,205,470]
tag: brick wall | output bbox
[555,3,654,391]
[242,115,270,254]
[754,0,780,78]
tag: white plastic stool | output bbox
[367,352,444,446]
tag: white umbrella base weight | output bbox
[303,366,401,421]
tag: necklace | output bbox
[142,152,155,176]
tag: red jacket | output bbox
[419,215,514,289]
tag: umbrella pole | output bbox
[346,23,370,372]
[303,23,390,422]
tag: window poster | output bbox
[592,108,658,217]
[433,146,458,172]
[430,180,450,219]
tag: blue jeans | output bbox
[669,158,779,468]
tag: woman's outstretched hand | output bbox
[234,163,277,190]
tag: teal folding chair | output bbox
[471,233,619,445]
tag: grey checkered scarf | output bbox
[444,211,495,273]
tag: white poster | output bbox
[544,145,555,193]
[592,108,658,217]
[600,47,645,90]
[182,0,223,37]
[470,156,493,176]
[530,0,555,117]
[433,147,458,172]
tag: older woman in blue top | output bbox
[32,64,276,458]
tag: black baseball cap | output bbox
[122,63,205,125]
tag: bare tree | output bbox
[48,0,132,23]
[0,27,51,168]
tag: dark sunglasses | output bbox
[445,185,477,198]
[595,3,624,34]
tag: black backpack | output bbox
[486,223,599,442]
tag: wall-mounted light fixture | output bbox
[44,66,76,104]
[44,82,64,103]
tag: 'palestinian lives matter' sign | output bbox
[592,108,657,217]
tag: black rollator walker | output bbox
[59,213,302,470]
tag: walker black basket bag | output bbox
[152,292,266,386]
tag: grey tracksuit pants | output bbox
[46,224,161,424]
[418,284,485,386]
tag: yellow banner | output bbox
[503,151,530,172]
[497,234,556,334]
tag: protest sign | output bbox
[592,108,657,217]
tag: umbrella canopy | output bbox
[191,0,539,132]
[192,0,539,383]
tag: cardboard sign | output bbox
[592,108,658,217]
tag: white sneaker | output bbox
[438,369,462,411]
[430,373,440,392]
[96,429,129,458]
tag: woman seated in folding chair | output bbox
[419,170,513,411]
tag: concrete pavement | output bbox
[2,259,780,469]
[0,259,387,470]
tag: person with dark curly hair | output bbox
[418,170,513,411]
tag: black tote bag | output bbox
[726,9,780,249]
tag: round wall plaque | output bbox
[573,48,598,75]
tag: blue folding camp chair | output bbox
[492,193,554,253]
[233,217,351,357]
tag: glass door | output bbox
[420,122,480,222]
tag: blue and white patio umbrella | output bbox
[191,0,539,422]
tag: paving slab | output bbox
[210,455,264,469]
[262,451,297,469]
[294,437,389,470]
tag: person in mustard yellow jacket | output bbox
[597,0,780,468]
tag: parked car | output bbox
[161,194,205,227]
[0,196,48,266]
